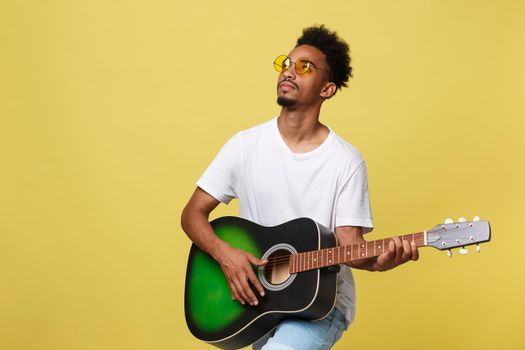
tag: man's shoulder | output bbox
[328,131,365,164]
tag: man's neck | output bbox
[277,107,329,153]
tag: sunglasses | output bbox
[273,55,331,79]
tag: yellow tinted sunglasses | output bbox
[273,55,331,78]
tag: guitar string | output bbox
[262,239,470,270]
[253,233,478,271]
[261,236,426,264]
[259,237,430,268]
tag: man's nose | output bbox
[282,63,296,80]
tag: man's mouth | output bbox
[279,81,297,90]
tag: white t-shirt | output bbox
[197,117,373,325]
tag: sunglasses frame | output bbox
[273,55,332,80]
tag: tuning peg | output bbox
[447,249,453,257]
[458,217,467,222]
[444,218,453,224]
[459,247,469,255]
[473,216,480,222]
[476,244,481,253]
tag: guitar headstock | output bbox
[425,216,491,256]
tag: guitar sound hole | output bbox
[263,249,291,285]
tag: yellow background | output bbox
[1,1,524,349]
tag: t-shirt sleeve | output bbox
[335,161,374,234]
[196,133,242,204]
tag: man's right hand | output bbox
[212,242,267,306]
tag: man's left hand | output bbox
[335,226,419,272]
[369,236,419,271]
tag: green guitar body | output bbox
[184,216,338,349]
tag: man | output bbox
[181,25,419,350]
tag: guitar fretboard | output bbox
[289,232,425,274]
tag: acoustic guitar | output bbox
[185,216,491,349]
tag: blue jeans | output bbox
[252,308,347,350]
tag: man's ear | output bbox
[320,82,337,99]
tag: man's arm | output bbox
[181,187,266,306]
[335,226,419,271]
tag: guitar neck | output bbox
[289,232,426,273]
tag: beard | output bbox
[277,96,296,108]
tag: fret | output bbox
[303,252,306,271]
[303,252,308,271]
[306,251,309,271]
[304,251,307,271]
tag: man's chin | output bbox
[277,96,296,108]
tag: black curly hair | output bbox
[296,25,352,94]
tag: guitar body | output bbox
[184,216,338,349]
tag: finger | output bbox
[239,275,259,306]
[376,241,394,269]
[402,239,411,261]
[411,241,419,261]
[246,267,265,297]
[388,239,396,254]
[232,277,249,305]
[228,281,240,303]
[394,237,403,261]
[245,253,266,297]
[383,239,395,259]
[246,253,267,266]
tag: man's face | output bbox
[276,45,333,108]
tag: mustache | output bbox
[278,79,298,89]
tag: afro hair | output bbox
[296,25,352,94]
